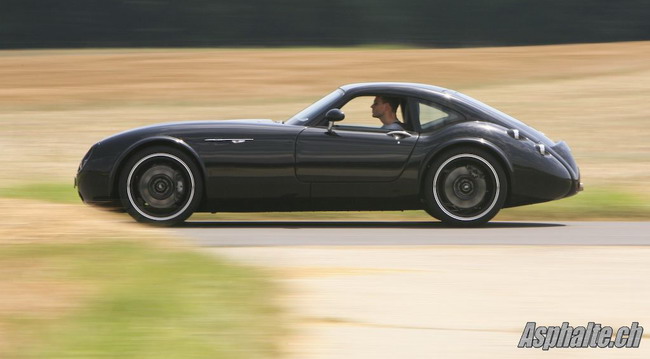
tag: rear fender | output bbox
[421,137,514,177]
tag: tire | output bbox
[118,146,203,226]
[424,147,507,226]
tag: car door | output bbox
[295,125,419,183]
[295,94,420,183]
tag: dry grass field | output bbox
[0,203,284,359]
[0,41,649,198]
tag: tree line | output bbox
[1,0,649,49]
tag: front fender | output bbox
[108,136,207,198]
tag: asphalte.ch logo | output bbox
[518,322,643,350]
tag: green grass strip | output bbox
[499,187,650,220]
[0,241,284,359]
[0,183,80,204]
[3,182,649,220]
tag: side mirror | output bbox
[325,108,345,133]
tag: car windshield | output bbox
[285,89,344,125]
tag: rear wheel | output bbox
[424,147,507,226]
[119,146,202,226]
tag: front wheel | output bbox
[119,146,203,226]
[424,147,507,226]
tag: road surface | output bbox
[171,221,650,358]
[172,221,650,247]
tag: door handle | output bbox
[386,131,412,140]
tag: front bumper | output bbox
[75,143,120,208]
[76,170,120,208]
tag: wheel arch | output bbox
[109,136,207,199]
[420,138,513,199]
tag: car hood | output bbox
[100,119,281,141]
[132,118,278,131]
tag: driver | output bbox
[371,96,404,130]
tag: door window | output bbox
[330,95,411,131]
[338,96,381,128]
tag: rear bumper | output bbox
[567,179,584,197]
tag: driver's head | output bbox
[371,96,399,118]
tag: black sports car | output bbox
[76,82,582,226]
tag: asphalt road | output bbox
[172,221,650,246]
[172,221,650,358]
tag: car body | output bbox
[76,82,582,226]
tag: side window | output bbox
[337,96,380,128]
[327,95,409,131]
[418,101,463,131]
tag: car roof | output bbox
[339,82,451,95]
[338,82,552,145]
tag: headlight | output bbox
[78,144,97,172]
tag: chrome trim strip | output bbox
[204,138,254,144]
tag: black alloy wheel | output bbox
[119,146,203,226]
[424,147,507,226]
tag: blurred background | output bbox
[1,2,650,358]
[2,0,650,48]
